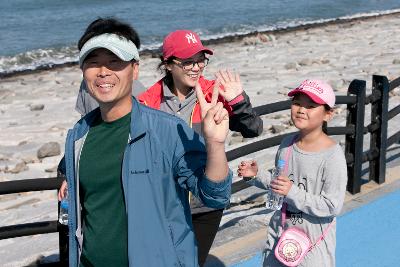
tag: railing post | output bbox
[345,79,366,194]
[58,216,69,266]
[369,75,389,184]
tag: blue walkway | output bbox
[336,189,400,267]
[232,188,400,267]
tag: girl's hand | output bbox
[270,175,292,196]
[237,160,258,179]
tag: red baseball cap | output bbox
[162,30,213,60]
[288,79,336,108]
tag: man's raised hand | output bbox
[195,82,229,144]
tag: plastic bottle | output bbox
[59,188,68,225]
[266,159,285,210]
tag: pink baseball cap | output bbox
[162,30,213,60]
[288,79,336,108]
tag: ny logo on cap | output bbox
[185,33,198,44]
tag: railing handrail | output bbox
[389,76,400,91]
[0,177,63,195]
[0,221,58,240]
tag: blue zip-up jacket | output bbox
[64,97,232,266]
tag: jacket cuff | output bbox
[228,94,245,106]
[200,169,232,192]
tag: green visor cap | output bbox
[79,33,140,68]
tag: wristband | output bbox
[228,94,244,106]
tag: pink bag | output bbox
[274,209,334,267]
[274,226,312,266]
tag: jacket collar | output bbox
[73,107,100,140]
[129,97,147,142]
[74,97,147,143]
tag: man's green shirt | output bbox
[79,113,130,267]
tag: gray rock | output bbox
[334,107,345,115]
[263,125,272,132]
[270,125,286,133]
[0,154,10,161]
[330,79,345,92]
[321,59,330,64]
[284,62,297,70]
[37,142,61,159]
[45,166,58,173]
[22,156,40,164]
[298,58,313,66]
[284,119,294,127]
[229,135,243,146]
[272,114,285,120]
[18,141,28,146]
[231,132,243,137]
[257,33,275,43]
[243,36,261,46]
[8,162,29,174]
[242,137,256,143]
[30,104,45,111]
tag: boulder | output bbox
[8,162,29,174]
[37,142,61,159]
[30,104,45,111]
[270,125,286,134]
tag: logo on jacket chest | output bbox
[131,169,150,174]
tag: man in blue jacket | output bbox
[63,18,232,267]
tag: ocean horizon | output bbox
[1,0,400,76]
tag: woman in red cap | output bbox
[138,29,263,266]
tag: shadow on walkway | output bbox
[204,254,226,267]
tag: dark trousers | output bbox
[192,209,224,266]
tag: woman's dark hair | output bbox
[157,55,175,88]
[78,17,140,51]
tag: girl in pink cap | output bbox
[237,79,347,266]
[138,29,263,266]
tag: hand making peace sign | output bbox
[195,82,229,144]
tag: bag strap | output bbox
[282,135,296,176]
[280,134,335,249]
[280,135,297,227]
[314,220,335,247]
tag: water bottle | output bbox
[59,188,68,225]
[266,159,285,210]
